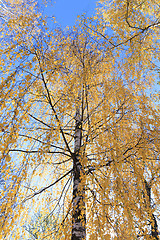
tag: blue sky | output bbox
[42,0,97,27]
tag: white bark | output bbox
[71,106,86,240]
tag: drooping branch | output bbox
[22,169,73,203]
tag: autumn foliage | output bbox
[0,0,160,239]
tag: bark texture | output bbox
[71,107,86,240]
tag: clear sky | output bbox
[42,0,97,27]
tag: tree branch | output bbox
[22,169,73,203]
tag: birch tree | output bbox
[0,0,159,239]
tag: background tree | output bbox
[24,210,60,239]
[0,0,159,239]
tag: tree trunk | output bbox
[71,107,86,240]
[144,180,159,240]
